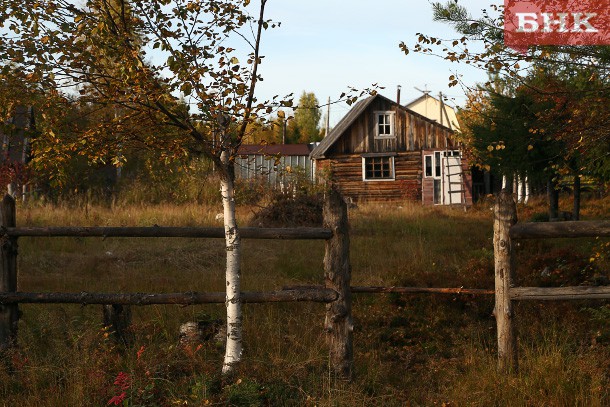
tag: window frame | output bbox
[424,155,433,177]
[362,154,396,182]
[424,152,450,179]
[373,111,396,139]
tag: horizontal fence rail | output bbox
[350,286,494,295]
[510,286,610,301]
[0,288,339,305]
[2,226,333,240]
[510,220,610,240]
[285,285,494,296]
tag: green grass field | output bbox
[0,195,608,406]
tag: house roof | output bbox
[310,93,453,159]
[237,143,313,156]
[309,96,377,159]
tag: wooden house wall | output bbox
[319,152,422,202]
[326,98,455,157]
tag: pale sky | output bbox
[253,0,498,125]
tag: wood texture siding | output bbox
[325,97,455,157]
[322,153,422,201]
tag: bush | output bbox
[249,192,324,228]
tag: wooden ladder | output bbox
[444,149,466,210]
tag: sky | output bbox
[252,0,498,126]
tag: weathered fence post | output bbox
[494,189,518,373]
[0,194,18,350]
[323,188,353,380]
[102,304,133,347]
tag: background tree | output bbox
[293,91,322,143]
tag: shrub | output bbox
[249,192,324,228]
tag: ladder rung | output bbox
[448,189,466,193]
[448,182,463,185]
[445,164,462,168]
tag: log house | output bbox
[310,94,472,205]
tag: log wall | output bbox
[323,152,422,202]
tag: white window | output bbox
[374,111,395,138]
[424,153,443,178]
[362,156,395,181]
[434,151,441,177]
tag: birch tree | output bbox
[0,0,279,374]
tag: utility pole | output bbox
[326,96,330,138]
[439,91,447,148]
[439,92,444,127]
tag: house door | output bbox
[424,151,443,204]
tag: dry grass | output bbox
[0,194,608,406]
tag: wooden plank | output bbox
[510,221,610,239]
[4,226,333,240]
[511,286,610,301]
[494,190,518,373]
[0,289,338,305]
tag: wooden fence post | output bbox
[323,188,353,380]
[494,189,518,373]
[0,194,18,350]
[102,304,133,347]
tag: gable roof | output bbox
[310,96,377,159]
[310,93,452,159]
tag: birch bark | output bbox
[220,151,242,374]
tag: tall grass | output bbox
[0,195,608,405]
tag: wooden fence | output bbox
[494,190,610,373]
[0,190,354,377]
[1,189,608,380]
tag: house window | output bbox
[425,155,433,177]
[424,152,443,178]
[363,156,394,180]
[374,112,395,138]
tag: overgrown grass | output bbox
[0,194,608,405]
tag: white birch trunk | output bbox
[220,151,242,375]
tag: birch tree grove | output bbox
[0,0,277,374]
